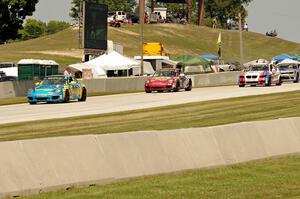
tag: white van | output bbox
[107,11,126,22]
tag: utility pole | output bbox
[197,0,204,26]
[139,0,145,76]
[239,13,244,65]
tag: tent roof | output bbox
[272,54,297,62]
[173,55,209,66]
[69,51,141,78]
[69,63,107,78]
[87,51,139,70]
[18,59,59,65]
[277,58,300,65]
[199,54,220,60]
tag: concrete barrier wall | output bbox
[192,72,240,87]
[0,72,240,99]
[1,117,300,198]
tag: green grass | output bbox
[0,24,300,66]
[20,155,300,199]
[0,90,144,106]
[1,90,300,141]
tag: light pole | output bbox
[239,13,244,65]
[139,0,145,76]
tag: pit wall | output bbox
[0,72,240,99]
[1,117,300,198]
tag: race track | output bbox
[1,84,300,125]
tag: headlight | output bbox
[260,75,266,78]
[146,80,151,84]
[55,88,61,93]
[168,79,174,83]
[28,88,33,92]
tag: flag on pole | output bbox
[216,32,222,58]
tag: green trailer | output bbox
[18,59,59,81]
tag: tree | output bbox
[165,0,252,26]
[20,19,46,40]
[70,0,136,20]
[0,0,39,42]
[205,0,252,27]
[47,21,70,35]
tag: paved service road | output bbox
[1,84,300,124]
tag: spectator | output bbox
[227,18,231,29]
[244,23,248,31]
[212,17,217,29]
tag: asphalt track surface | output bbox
[1,84,300,125]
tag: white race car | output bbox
[239,64,282,87]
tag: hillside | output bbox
[0,24,300,66]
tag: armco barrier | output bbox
[0,72,240,99]
[1,117,300,198]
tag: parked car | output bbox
[275,63,299,83]
[109,20,121,27]
[239,64,282,87]
[144,68,192,93]
[27,75,87,104]
[127,14,139,23]
[107,11,126,22]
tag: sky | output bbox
[32,0,300,43]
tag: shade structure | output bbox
[199,54,220,61]
[272,54,298,62]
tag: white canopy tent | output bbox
[69,51,143,78]
[277,58,300,65]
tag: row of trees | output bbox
[0,0,253,43]
[19,19,70,41]
[70,0,252,27]
[69,0,136,19]
[0,0,39,42]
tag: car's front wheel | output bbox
[294,73,299,83]
[266,76,272,86]
[185,79,192,91]
[29,102,37,105]
[173,81,180,92]
[64,90,70,103]
[276,77,282,86]
[79,88,87,101]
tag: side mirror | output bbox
[35,82,40,86]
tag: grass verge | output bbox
[0,90,144,106]
[1,90,300,141]
[20,155,300,199]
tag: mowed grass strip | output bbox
[20,155,300,199]
[1,91,300,141]
[0,90,143,106]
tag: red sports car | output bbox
[144,68,192,93]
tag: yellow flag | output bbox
[216,32,222,46]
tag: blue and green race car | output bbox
[27,75,87,104]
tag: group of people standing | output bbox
[212,17,248,31]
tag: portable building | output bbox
[18,59,59,80]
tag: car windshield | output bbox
[278,65,297,71]
[153,70,177,77]
[40,76,66,86]
[249,65,269,71]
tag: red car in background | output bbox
[144,68,192,93]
